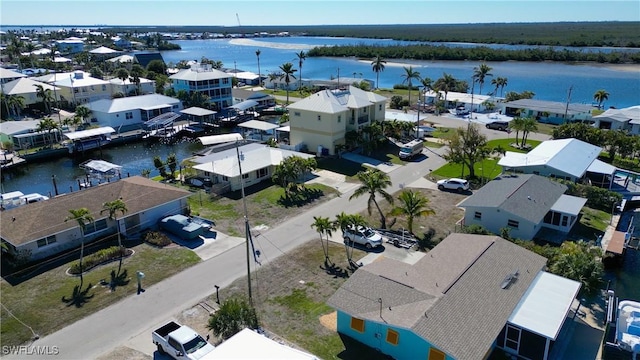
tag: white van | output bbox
[399,139,424,160]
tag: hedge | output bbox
[69,246,128,274]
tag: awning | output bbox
[198,133,243,146]
[276,125,290,132]
[587,159,617,175]
[144,112,180,128]
[64,127,115,140]
[80,159,122,174]
[550,195,587,216]
[238,120,279,131]
[181,107,217,116]
[228,100,259,111]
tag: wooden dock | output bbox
[0,153,26,170]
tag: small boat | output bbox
[1,191,49,210]
[603,290,640,359]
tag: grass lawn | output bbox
[486,138,541,153]
[430,127,455,139]
[431,158,502,185]
[570,207,611,241]
[0,241,201,347]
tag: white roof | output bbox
[53,72,110,88]
[498,138,602,178]
[594,105,640,124]
[198,133,243,146]
[2,78,59,95]
[181,107,216,116]
[288,86,385,114]
[64,127,115,140]
[550,194,587,215]
[107,54,134,63]
[587,158,617,175]
[208,328,318,359]
[238,120,279,131]
[89,46,119,54]
[109,77,153,86]
[0,67,27,80]
[0,120,41,135]
[193,146,314,177]
[53,56,72,63]
[88,94,180,114]
[424,90,493,105]
[169,67,230,81]
[509,271,581,339]
[80,159,122,174]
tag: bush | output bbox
[561,180,622,211]
[613,157,640,173]
[69,246,127,274]
[144,231,172,247]
[463,224,491,235]
[390,96,403,109]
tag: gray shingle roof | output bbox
[327,234,547,360]
[458,174,567,223]
[504,98,595,115]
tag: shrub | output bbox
[144,231,172,247]
[561,180,622,211]
[612,158,640,173]
[390,96,403,109]
[69,246,127,274]
[463,224,491,235]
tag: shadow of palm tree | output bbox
[109,269,131,291]
[278,188,324,207]
[61,283,94,308]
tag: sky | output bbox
[1,0,639,27]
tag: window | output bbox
[386,329,399,345]
[172,105,179,109]
[350,317,365,333]
[125,112,133,119]
[102,85,107,91]
[317,115,321,121]
[379,104,382,111]
[428,348,446,360]
[36,235,56,248]
[474,211,482,220]
[242,173,249,179]
[338,115,341,123]
[257,168,268,178]
[561,215,568,227]
[83,219,108,235]
[294,112,301,117]
[507,219,519,228]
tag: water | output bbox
[604,209,640,301]
[162,37,640,108]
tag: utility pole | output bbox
[563,85,573,123]
[236,142,253,305]
[416,86,422,138]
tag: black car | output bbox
[485,121,509,131]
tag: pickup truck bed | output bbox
[155,321,181,338]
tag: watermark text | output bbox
[2,345,60,356]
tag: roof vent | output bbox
[74,72,84,80]
[501,269,519,289]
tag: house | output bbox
[457,174,587,240]
[133,52,165,68]
[55,38,84,54]
[501,99,595,125]
[327,233,581,360]
[169,63,233,111]
[497,138,614,186]
[0,176,191,261]
[592,105,640,134]
[208,328,318,359]
[88,46,120,60]
[111,36,131,49]
[0,67,27,84]
[1,77,61,110]
[49,71,111,106]
[0,120,58,150]
[191,143,314,193]
[228,70,261,86]
[423,90,496,113]
[287,85,387,155]
[231,88,275,109]
[88,94,182,132]
[109,76,156,96]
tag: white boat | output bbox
[617,300,640,356]
[1,191,49,210]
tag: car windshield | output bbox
[363,229,375,237]
[400,147,411,153]
[183,335,208,354]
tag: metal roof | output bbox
[79,159,122,174]
[227,100,259,111]
[88,94,180,114]
[508,271,580,339]
[503,98,595,115]
[238,120,279,131]
[198,133,243,146]
[181,107,217,116]
[587,159,617,175]
[64,126,115,140]
[550,194,588,215]
[143,112,180,128]
[193,146,314,177]
[209,328,318,359]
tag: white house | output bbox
[49,71,111,106]
[501,99,595,125]
[87,93,182,132]
[55,38,84,54]
[109,77,156,96]
[592,105,640,134]
[423,90,496,113]
[458,174,587,241]
[0,176,191,261]
[287,85,387,155]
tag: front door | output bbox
[504,324,521,354]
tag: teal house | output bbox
[327,234,581,360]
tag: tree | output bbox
[272,156,316,199]
[255,49,262,88]
[115,68,130,96]
[207,297,259,340]
[75,105,91,124]
[311,216,337,266]
[434,73,457,103]
[349,168,394,229]
[166,153,178,179]
[593,89,609,110]
[401,66,421,109]
[472,63,493,95]
[100,199,128,250]
[294,50,306,91]
[34,84,54,113]
[146,59,166,75]
[509,116,525,146]
[335,212,367,267]
[153,155,167,179]
[520,117,538,146]
[129,64,145,95]
[444,123,489,179]
[389,190,435,234]
[491,76,508,96]
[6,94,25,118]
[549,241,603,296]
[371,55,386,90]
[65,208,95,287]
[36,117,59,146]
[278,62,297,105]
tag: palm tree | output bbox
[509,116,526,147]
[7,94,25,118]
[349,168,394,229]
[129,64,145,95]
[65,208,95,287]
[75,105,91,124]
[294,51,307,91]
[389,190,435,234]
[255,49,262,88]
[434,73,457,103]
[401,66,421,109]
[36,117,59,146]
[101,199,128,273]
[115,68,130,96]
[278,62,297,105]
[311,216,337,266]
[371,55,386,90]
[473,63,493,95]
[491,76,508,97]
[207,297,259,340]
[521,117,538,146]
[34,84,54,113]
[593,89,610,110]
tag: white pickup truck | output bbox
[343,226,383,249]
[152,321,216,360]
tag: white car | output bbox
[437,178,470,192]
[343,226,383,249]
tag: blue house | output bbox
[327,234,581,360]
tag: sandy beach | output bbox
[580,62,640,73]
[229,38,315,50]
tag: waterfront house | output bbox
[228,70,261,86]
[191,142,314,193]
[458,174,587,240]
[111,36,131,49]
[423,90,496,113]
[0,176,191,262]
[49,71,111,106]
[0,77,61,110]
[0,67,27,84]
[109,76,156,96]
[501,99,595,125]
[327,233,581,360]
[592,105,640,134]
[0,120,57,150]
[287,85,387,155]
[169,63,233,112]
[88,93,182,132]
[132,52,165,68]
[231,88,276,110]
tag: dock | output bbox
[0,152,26,170]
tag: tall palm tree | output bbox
[34,84,54,113]
[255,49,262,88]
[75,105,91,124]
[593,89,610,110]
[389,190,434,234]
[101,199,128,273]
[36,117,59,146]
[294,51,307,91]
[491,76,508,97]
[311,216,337,266]
[115,68,130,96]
[521,117,538,146]
[130,64,145,95]
[401,66,421,109]
[509,116,526,147]
[371,55,386,90]
[278,62,297,105]
[473,63,493,95]
[7,94,25,118]
[66,208,95,287]
[434,73,457,103]
[349,168,394,229]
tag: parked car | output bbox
[343,226,383,249]
[152,321,216,360]
[437,178,470,192]
[159,214,206,240]
[485,121,510,131]
[399,139,424,160]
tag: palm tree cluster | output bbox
[509,116,538,148]
[36,117,61,146]
[272,155,317,199]
[472,63,493,95]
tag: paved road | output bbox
[7,116,551,360]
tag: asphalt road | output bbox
[6,115,550,360]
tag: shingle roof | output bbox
[133,52,165,68]
[0,67,27,80]
[504,98,595,115]
[327,234,547,360]
[0,176,191,246]
[458,174,567,223]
